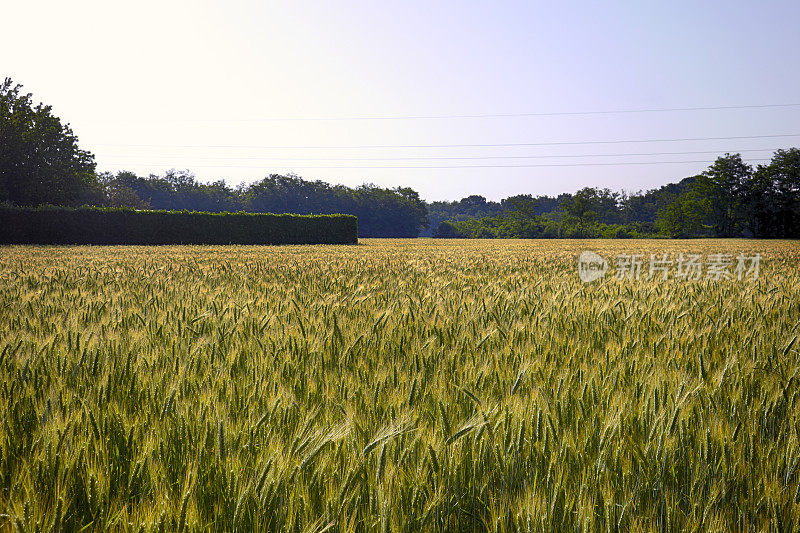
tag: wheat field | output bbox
[1,239,799,532]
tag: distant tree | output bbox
[392,186,430,235]
[351,184,429,237]
[655,186,710,237]
[491,196,545,237]
[106,169,241,212]
[424,195,503,237]
[0,78,98,206]
[460,195,489,210]
[739,166,776,238]
[434,220,463,238]
[700,153,751,237]
[561,187,601,237]
[425,150,798,240]
[761,148,800,237]
[97,172,149,209]
[240,174,429,237]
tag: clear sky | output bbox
[3,0,799,201]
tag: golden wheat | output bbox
[0,239,798,531]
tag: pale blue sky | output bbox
[3,0,799,200]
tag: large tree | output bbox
[655,185,710,238]
[762,148,800,238]
[699,153,752,237]
[0,78,98,206]
[560,187,601,237]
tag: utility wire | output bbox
[94,133,800,150]
[86,103,800,122]
[98,148,781,162]
[100,158,772,170]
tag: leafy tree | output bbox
[425,195,503,237]
[105,169,242,212]
[241,175,428,237]
[429,150,799,240]
[490,196,545,237]
[434,220,463,238]
[700,153,751,237]
[561,187,601,237]
[739,166,776,238]
[761,148,800,237]
[97,172,149,209]
[615,177,699,226]
[655,185,710,237]
[0,78,98,206]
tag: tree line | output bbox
[430,150,799,239]
[101,171,429,237]
[2,77,798,239]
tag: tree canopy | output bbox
[433,150,800,239]
[0,78,98,206]
[99,170,430,237]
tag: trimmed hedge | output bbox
[0,206,358,245]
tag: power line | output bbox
[86,103,800,122]
[98,148,781,162]
[100,159,771,170]
[94,133,800,150]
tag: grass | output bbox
[0,239,799,531]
